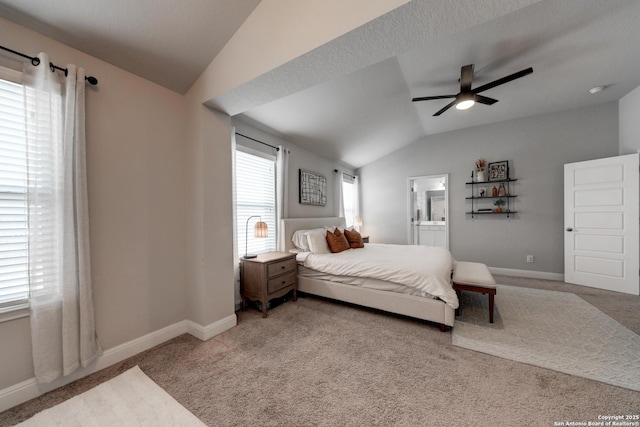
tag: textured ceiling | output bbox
[0,0,261,93]
[237,0,640,168]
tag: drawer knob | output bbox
[281,265,286,269]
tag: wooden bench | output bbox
[453,261,497,323]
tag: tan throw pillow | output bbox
[344,228,365,249]
[326,228,350,253]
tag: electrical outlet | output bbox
[526,255,534,263]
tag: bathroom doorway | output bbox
[407,174,449,248]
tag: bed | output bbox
[279,217,457,331]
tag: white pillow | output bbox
[291,229,311,251]
[306,229,331,254]
[291,228,326,251]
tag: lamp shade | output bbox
[254,221,268,238]
[244,216,268,259]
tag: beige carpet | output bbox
[2,278,639,427]
[15,366,205,426]
[453,285,640,391]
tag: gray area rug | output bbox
[453,284,640,391]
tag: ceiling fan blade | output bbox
[472,67,533,94]
[474,94,498,105]
[433,100,457,116]
[412,95,456,102]
[460,64,473,92]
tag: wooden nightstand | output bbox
[240,252,297,318]
[362,236,370,243]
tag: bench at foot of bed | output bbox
[453,261,497,323]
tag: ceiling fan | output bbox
[412,64,533,116]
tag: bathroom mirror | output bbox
[430,196,445,221]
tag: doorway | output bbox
[408,174,449,248]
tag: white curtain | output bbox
[231,130,242,307]
[24,53,101,383]
[276,145,289,250]
[334,168,345,218]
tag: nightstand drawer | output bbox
[267,271,296,293]
[267,258,297,278]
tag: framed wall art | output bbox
[488,161,509,181]
[299,169,327,206]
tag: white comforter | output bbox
[302,243,458,309]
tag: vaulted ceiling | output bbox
[2,0,639,168]
[236,0,640,167]
[0,0,261,93]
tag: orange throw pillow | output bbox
[344,228,365,249]
[326,228,350,253]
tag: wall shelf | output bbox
[465,178,517,185]
[466,211,518,215]
[466,177,518,218]
[465,195,518,200]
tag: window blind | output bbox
[235,149,276,258]
[0,76,29,310]
[342,174,356,228]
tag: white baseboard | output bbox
[489,266,564,282]
[0,314,237,413]
[186,314,237,341]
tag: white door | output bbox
[564,153,639,295]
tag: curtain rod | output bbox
[334,169,356,179]
[235,132,279,151]
[0,44,98,86]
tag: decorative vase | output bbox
[498,182,507,196]
[476,170,486,182]
[495,207,503,213]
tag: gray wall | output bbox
[233,120,355,218]
[358,102,619,275]
[619,84,640,155]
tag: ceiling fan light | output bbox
[456,99,475,110]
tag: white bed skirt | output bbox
[298,276,455,327]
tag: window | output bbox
[342,173,358,228]
[235,148,276,258]
[0,69,29,314]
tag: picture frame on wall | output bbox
[299,169,327,206]
[488,161,509,181]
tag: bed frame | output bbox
[280,217,455,331]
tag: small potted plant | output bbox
[494,198,506,213]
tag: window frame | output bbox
[342,173,357,228]
[234,144,277,259]
[0,66,30,322]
